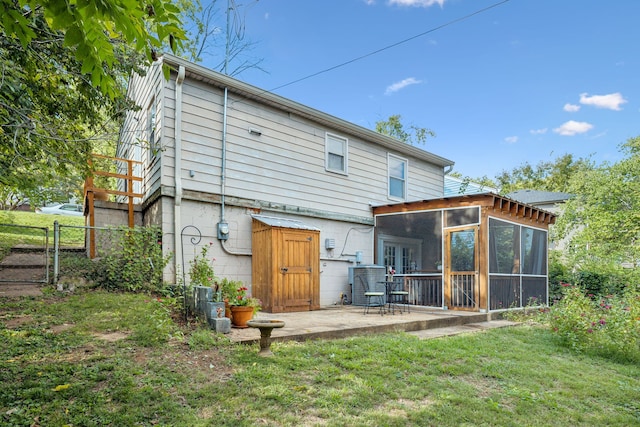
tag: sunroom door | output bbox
[445,226,479,310]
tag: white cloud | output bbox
[579,92,627,111]
[505,136,518,144]
[553,120,594,136]
[387,0,446,7]
[529,128,548,135]
[363,0,375,5]
[563,103,580,112]
[385,77,422,95]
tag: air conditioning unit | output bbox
[349,265,386,306]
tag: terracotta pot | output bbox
[230,306,253,328]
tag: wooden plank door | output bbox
[278,230,319,312]
[444,226,479,310]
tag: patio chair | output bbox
[356,275,385,315]
[387,277,410,315]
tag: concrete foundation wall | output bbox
[92,195,376,308]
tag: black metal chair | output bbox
[356,275,385,315]
[387,277,410,314]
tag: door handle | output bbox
[280,267,288,273]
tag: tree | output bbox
[178,0,265,77]
[555,137,640,283]
[375,114,435,146]
[0,1,185,200]
[494,154,594,194]
[1,0,185,97]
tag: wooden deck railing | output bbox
[396,274,443,308]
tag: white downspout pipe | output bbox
[174,65,186,282]
[221,87,228,224]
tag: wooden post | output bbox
[127,159,134,228]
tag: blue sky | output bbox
[200,0,640,179]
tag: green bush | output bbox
[93,226,172,293]
[549,284,640,362]
[573,270,626,297]
[548,251,572,304]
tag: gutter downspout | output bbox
[174,65,186,281]
[221,87,228,226]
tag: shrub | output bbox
[188,242,217,288]
[93,226,172,293]
[573,270,625,297]
[548,251,572,304]
[549,284,640,362]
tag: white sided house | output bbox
[114,54,555,313]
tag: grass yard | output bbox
[0,211,85,257]
[1,289,639,426]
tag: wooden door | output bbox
[444,226,479,310]
[277,229,319,312]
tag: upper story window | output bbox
[325,133,348,174]
[388,154,407,200]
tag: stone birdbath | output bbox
[246,319,286,357]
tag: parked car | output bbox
[36,203,84,216]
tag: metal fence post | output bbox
[53,220,59,285]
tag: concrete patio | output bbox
[228,304,518,344]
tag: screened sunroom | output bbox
[372,193,556,312]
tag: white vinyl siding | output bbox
[124,64,448,218]
[325,133,348,174]
[388,154,407,200]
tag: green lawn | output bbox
[0,211,85,257]
[1,290,638,426]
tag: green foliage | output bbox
[556,136,640,282]
[573,270,626,298]
[226,283,261,313]
[188,242,217,288]
[549,285,640,362]
[217,277,242,302]
[0,211,84,259]
[0,0,185,198]
[494,153,595,194]
[187,327,230,350]
[93,226,172,293]
[0,0,185,98]
[548,251,572,303]
[375,114,435,146]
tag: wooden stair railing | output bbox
[84,154,143,258]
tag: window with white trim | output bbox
[388,154,407,200]
[325,133,348,174]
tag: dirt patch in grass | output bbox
[2,314,34,328]
[93,331,130,342]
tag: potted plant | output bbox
[217,278,240,319]
[228,285,262,328]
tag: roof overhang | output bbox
[252,214,320,231]
[159,54,455,169]
[372,192,557,226]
